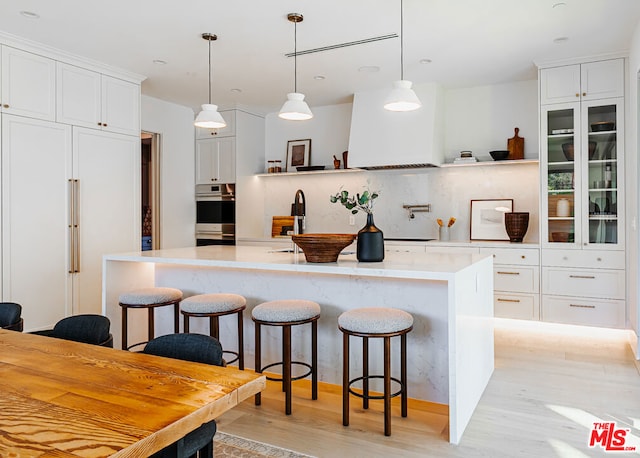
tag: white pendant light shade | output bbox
[279,93,313,120]
[194,104,227,128]
[384,80,422,112]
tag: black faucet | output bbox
[293,189,306,235]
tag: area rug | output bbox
[214,432,316,458]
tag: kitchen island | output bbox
[102,245,494,444]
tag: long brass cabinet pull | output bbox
[73,180,80,273]
[68,179,80,273]
[497,298,521,303]
[497,271,520,275]
[570,304,596,309]
[569,275,595,279]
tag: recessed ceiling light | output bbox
[313,75,325,80]
[152,59,167,65]
[553,36,569,44]
[420,59,432,64]
[358,66,380,73]
[552,2,567,8]
[230,88,242,93]
[20,11,40,19]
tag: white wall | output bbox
[141,95,195,248]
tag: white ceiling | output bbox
[0,0,639,115]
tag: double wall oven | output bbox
[195,183,235,246]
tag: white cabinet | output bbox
[540,59,624,105]
[195,136,236,184]
[195,110,236,139]
[57,63,140,136]
[1,46,56,121]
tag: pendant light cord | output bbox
[208,37,212,104]
[294,18,298,93]
[400,0,404,81]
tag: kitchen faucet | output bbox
[293,189,306,235]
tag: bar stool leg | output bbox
[183,315,190,334]
[283,325,292,415]
[173,302,179,333]
[311,320,318,400]
[401,332,408,418]
[121,307,128,350]
[254,321,262,406]
[384,336,391,436]
[209,316,220,339]
[342,331,350,427]
[148,307,155,343]
[363,336,369,410]
[237,311,244,370]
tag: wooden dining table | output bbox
[0,329,266,457]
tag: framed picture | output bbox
[286,139,311,171]
[470,199,513,241]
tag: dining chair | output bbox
[31,314,113,347]
[0,302,23,332]
[143,333,224,458]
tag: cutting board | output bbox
[271,216,295,237]
[507,127,524,160]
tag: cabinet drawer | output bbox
[494,293,539,320]
[542,295,625,328]
[494,266,539,293]
[480,247,539,266]
[541,249,624,269]
[542,267,624,299]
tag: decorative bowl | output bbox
[551,231,570,242]
[591,121,615,132]
[489,150,509,161]
[562,143,574,161]
[291,233,356,263]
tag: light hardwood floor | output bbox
[217,319,640,457]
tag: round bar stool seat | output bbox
[252,299,320,415]
[338,307,413,436]
[181,293,246,369]
[119,287,182,351]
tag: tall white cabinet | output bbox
[0,37,143,331]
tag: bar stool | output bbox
[180,293,246,369]
[338,307,413,436]
[252,299,320,415]
[118,287,182,351]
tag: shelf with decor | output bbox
[255,168,364,177]
[439,159,538,168]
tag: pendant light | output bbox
[279,13,313,121]
[384,0,421,112]
[194,33,227,128]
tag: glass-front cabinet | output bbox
[541,98,623,249]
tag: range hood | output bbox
[347,82,445,169]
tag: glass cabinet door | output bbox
[582,99,623,247]
[543,104,580,246]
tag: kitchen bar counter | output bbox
[103,245,494,444]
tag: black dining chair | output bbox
[31,314,113,347]
[0,302,24,332]
[143,333,224,458]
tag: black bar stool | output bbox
[180,293,246,369]
[118,287,182,351]
[339,307,413,436]
[252,299,320,415]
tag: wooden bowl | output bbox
[551,231,570,242]
[291,233,356,263]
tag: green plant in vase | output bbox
[330,186,384,262]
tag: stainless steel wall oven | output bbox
[195,183,235,246]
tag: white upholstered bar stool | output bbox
[118,287,182,351]
[252,299,320,415]
[180,293,246,369]
[338,307,413,436]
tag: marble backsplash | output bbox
[258,162,540,242]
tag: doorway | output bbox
[141,131,161,250]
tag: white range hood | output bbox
[347,82,445,169]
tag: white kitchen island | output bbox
[102,245,494,444]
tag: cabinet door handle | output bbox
[570,303,596,309]
[575,93,580,98]
[497,298,521,303]
[497,271,520,275]
[2,104,8,108]
[98,122,102,126]
[569,275,595,279]
[582,92,586,97]
[68,179,75,273]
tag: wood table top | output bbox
[0,329,266,457]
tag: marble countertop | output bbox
[105,245,491,281]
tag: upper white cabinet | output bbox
[57,63,140,136]
[195,110,236,139]
[540,59,624,105]
[1,46,56,121]
[195,136,236,184]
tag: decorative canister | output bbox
[438,226,450,241]
[556,198,570,217]
[504,212,530,243]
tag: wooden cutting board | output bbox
[507,127,524,160]
[271,216,295,237]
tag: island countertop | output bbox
[103,245,494,444]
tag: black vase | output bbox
[504,212,530,243]
[357,213,384,262]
